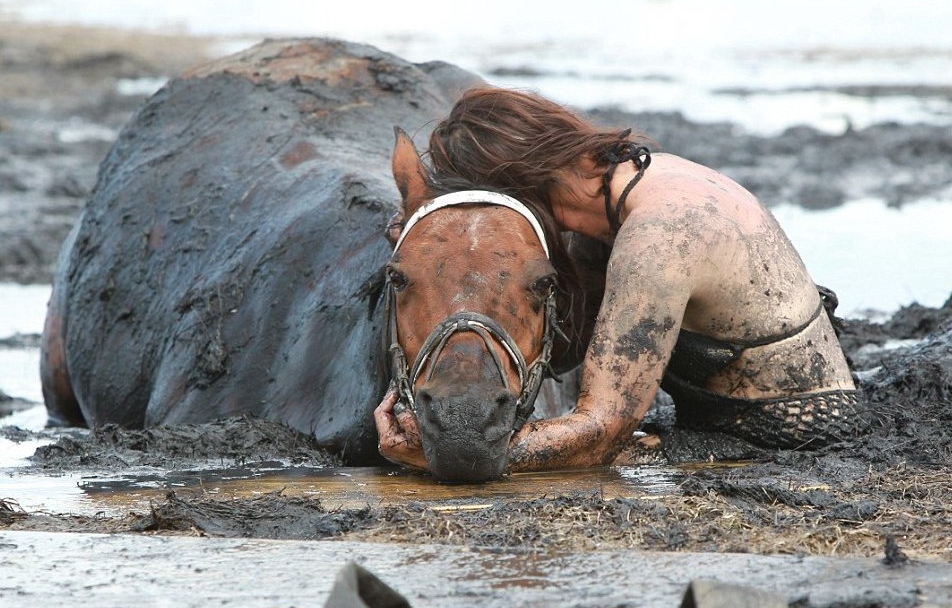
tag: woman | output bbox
[375,87,865,472]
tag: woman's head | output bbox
[427,87,643,210]
[420,87,642,372]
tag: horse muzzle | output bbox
[413,380,516,483]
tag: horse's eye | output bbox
[387,267,409,291]
[530,274,556,298]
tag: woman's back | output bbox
[621,153,854,400]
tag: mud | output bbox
[1,21,951,607]
[0,22,218,284]
[587,107,952,211]
[5,301,949,607]
[28,416,342,470]
[0,388,33,418]
[4,296,951,565]
[4,532,950,608]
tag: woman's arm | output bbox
[507,220,694,471]
[376,210,701,473]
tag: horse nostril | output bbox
[494,390,515,409]
[415,388,435,422]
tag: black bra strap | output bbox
[602,134,651,235]
[733,301,825,349]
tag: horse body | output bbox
[41,39,485,464]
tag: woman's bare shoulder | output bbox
[636,153,766,221]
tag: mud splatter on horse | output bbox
[40,39,596,476]
[40,39,488,464]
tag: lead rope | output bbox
[602,134,652,236]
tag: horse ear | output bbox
[392,127,431,220]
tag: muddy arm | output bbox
[507,222,691,471]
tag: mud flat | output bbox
[2,20,952,608]
[3,20,952,284]
[3,295,952,606]
[2,531,951,608]
[0,20,218,283]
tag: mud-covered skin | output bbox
[40,39,486,464]
[507,153,857,471]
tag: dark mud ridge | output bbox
[25,416,342,470]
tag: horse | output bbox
[383,130,573,481]
[39,38,487,464]
[39,38,602,479]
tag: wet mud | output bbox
[3,296,950,607]
[30,416,343,470]
[0,388,33,418]
[5,297,951,565]
[4,22,952,285]
[2,21,952,607]
[4,531,949,608]
[0,22,217,284]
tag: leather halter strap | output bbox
[393,190,550,258]
[385,190,557,433]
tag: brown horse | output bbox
[37,39,601,479]
[385,130,587,482]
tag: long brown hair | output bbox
[424,87,648,369]
[427,87,649,211]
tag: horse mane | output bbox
[424,172,609,372]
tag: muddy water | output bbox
[4,461,687,518]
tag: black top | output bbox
[662,302,825,388]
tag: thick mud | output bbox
[29,416,343,470]
[1,21,951,608]
[5,293,950,605]
[4,296,951,566]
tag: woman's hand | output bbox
[373,385,429,470]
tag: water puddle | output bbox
[3,460,691,518]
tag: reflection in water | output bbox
[86,464,686,506]
[6,462,696,517]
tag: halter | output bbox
[392,190,549,257]
[384,190,560,433]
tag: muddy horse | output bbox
[40,39,598,478]
[382,129,605,480]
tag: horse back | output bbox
[44,38,482,463]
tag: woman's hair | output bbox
[426,86,647,211]
[423,87,648,369]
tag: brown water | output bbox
[4,462,688,517]
[4,439,951,607]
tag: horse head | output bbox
[385,128,564,482]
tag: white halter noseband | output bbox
[393,190,550,259]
